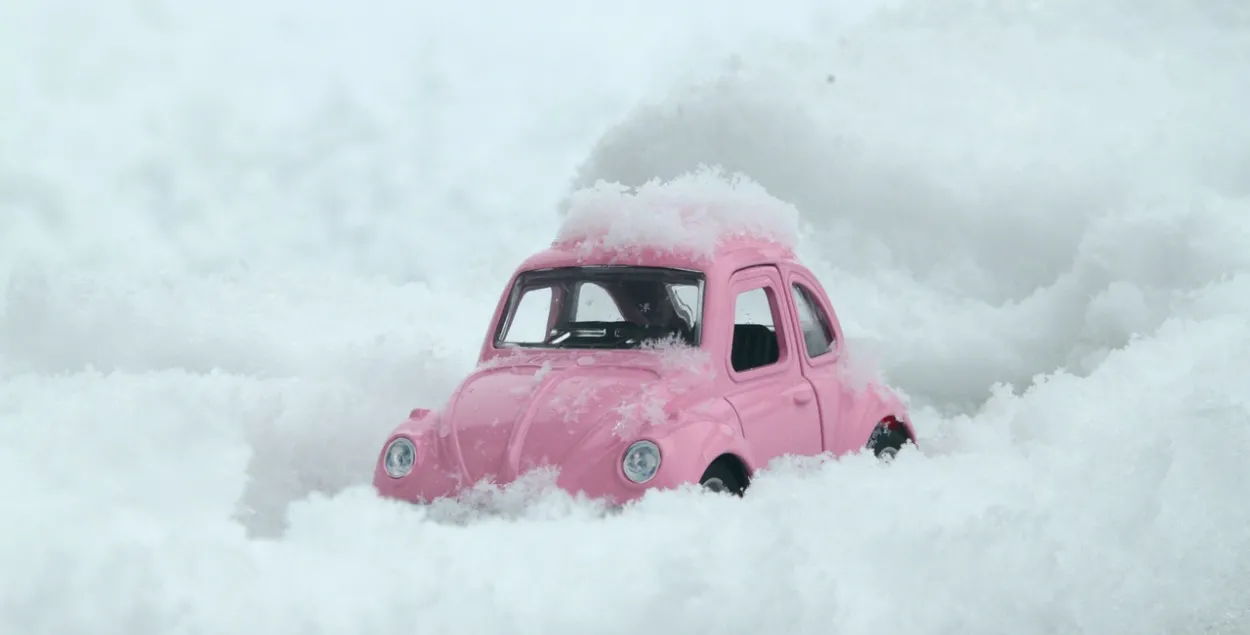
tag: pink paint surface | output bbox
[373,235,914,505]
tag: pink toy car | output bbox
[372,231,916,505]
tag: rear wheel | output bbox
[867,416,911,460]
[699,461,745,496]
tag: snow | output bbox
[642,333,716,380]
[556,167,803,259]
[4,0,1250,633]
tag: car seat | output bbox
[731,323,780,372]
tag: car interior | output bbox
[730,323,780,372]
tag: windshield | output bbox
[494,266,704,349]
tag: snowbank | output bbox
[3,0,1249,633]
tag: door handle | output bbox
[793,389,813,405]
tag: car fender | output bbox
[843,383,915,451]
[375,408,441,467]
[391,407,439,438]
[647,416,758,485]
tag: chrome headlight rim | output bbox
[383,436,417,479]
[622,439,662,484]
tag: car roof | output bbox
[515,235,799,276]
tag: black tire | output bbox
[699,461,746,496]
[867,417,910,460]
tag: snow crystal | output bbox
[610,383,670,437]
[640,333,716,381]
[555,166,802,260]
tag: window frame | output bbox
[725,266,793,383]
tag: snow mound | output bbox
[5,0,1250,633]
[555,167,802,260]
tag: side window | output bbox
[791,283,835,358]
[500,286,553,344]
[572,282,622,321]
[731,286,782,372]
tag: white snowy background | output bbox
[3,0,1250,633]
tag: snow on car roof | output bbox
[551,167,801,263]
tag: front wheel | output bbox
[699,461,745,496]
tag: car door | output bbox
[722,265,823,466]
[783,268,853,455]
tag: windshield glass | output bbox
[494,266,704,349]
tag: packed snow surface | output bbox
[4,0,1250,633]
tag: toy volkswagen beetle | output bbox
[372,229,916,505]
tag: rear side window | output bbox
[791,283,835,358]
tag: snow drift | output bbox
[3,0,1249,633]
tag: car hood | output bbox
[424,356,709,486]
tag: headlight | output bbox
[383,437,416,479]
[622,440,661,484]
